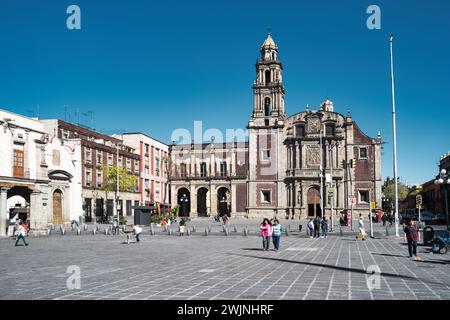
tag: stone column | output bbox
[30,189,48,236]
[0,187,10,237]
[190,184,197,217]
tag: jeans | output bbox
[262,236,270,250]
[308,228,313,237]
[314,228,320,238]
[272,235,281,250]
[15,234,28,246]
[322,227,328,238]
[407,239,417,257]
[136,233,141,242]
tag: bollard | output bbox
[92,229,96,235]
[60,225,65,236]
[52,225,55,231]
[192,226,196,233]
[340,228,343,237]
[168,228,172,236]
[204,228,209,236]
[187,229,191,236]
[299,225,303,232]
[243,228,248,236]
[96,225,100,232]
[76,228,81,235]
[163,226,167,232]
[104,229,108,235]
[285,229,289,237]
[208,226,211,233]
[225,228,229,236]
[47,227,51,236]
[223,226,227,232]
[150,226,154,235]
[83,224,87,231]
[385,226,389,236]
[287,224,291,232]
[233,226,238,233]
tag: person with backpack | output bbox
[15,221,29,247]
[307,219,314,238]
[260,218,272,251]
[404,219,421,260]
[272,219,282,251]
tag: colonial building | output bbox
[118,133,169,209]
[170,34,383,221]
[169,141,248,217]
[41,120,140,223]
[0,110,82,236]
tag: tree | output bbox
[382,176,409,211]
[101,165,138,219]
[161,154,173,215]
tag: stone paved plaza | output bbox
[0,219,449,300]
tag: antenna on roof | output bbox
[63,105,69,121]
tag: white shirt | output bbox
[133,226,142,234]
[17,225,26,236]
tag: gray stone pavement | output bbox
[0,218,449,300]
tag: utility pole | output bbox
[320,124,324,219]
[115,144,120,225]
[390,34,400,237]
[329,143,334,232]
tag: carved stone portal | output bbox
[307,146,320,166]
[307,117,320,133]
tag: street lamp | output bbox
[434,169,450,231]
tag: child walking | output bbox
[272,219,282,251]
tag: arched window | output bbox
[264,97,271,117]
[265,70,271,85]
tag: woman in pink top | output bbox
[260,218,273,251]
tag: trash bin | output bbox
[423,226,434,245]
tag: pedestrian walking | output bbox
[404,219,421,260]
[15,221,29,247]
[260,218,272,251]
[321,217,328,239]
[307,219,314,238]
[313,216,321,238]
[133,224,142,242]
[272,219,282,251]
[356,214,366,241]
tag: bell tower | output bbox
[251,33,286,126]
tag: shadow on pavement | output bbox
[227,253,448,287]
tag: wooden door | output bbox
[53,190,63,225]
[13,149,24,178]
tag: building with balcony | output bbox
[40,120,140,222]
[0,109,82,236]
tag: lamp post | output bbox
[115,143,121,225]
[434,169,450,231]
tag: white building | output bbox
[0,109,82,236]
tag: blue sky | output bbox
[0,0,449,184]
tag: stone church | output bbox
[170,34,382,221]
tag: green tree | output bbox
[102,165,137,193]
[382,176,409,210]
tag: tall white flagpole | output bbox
[390,34,400,237]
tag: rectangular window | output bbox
[86,171,91,187]
[325,124,335,136]
[97,152,102,165]
[155,158,160,176]
[262,190,271,203]
[200,162,207,177]
[97,173,102,188]
[180,163,187,178]
[296,125,305,137]
[85,148,91,163]
[359,147,368,159]
[359,190,369,203]
[261,150,271,161]
[52,150,61,166]
[220,162,227,177]
[108,154,113,167]
[13,149,24,178]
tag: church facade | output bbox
[170,34,382,221]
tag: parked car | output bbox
[420,211,434,223]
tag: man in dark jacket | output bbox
[404,219,420,260]
[313,216,321,238]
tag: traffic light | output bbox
[351,159,356,168]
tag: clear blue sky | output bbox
[1,0,449,184]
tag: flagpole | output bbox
[390,34,400,237]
